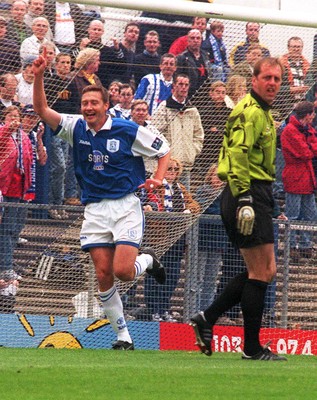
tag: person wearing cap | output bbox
[281,100,317,261]
[0,16,21,75]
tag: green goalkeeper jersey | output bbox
[218,91,276,198]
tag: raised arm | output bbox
[32,48,62,132]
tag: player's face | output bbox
[88,22,104,41]
[131,104,148,125]
[252,63,282,105]
[81,91,109,130]
[209,86,226,103]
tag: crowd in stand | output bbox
[0,3,317,321]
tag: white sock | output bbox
[134,253,152,277]
[99,286,132,343]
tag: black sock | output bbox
[241,279,268,356]
[204,271,248,325]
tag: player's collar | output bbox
[86,115,113,135]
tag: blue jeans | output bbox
[285,192,317,249]
[0,198,28,271]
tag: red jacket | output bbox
[0,125,33,198]
[281,115,317,194]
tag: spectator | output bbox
[176,29,212,97]
[45,52,80,215]
[228,44,263,91]
[169,17,208,56]
[192,81,231,179]
[133,30,161,86]
[225,75,247,109]
[24,0,46,29]
[0,16,21,75]
[151,73,204,189]
[6,0,32,46]
[134,53,177,115]
[95,35,126,90]
[201,20,230,82]
[45,0,88,53]
[229,22,270,67]
[108,83,134,120]
[0,73,21,123]
[20,17,59,63]
[280,36,310,101]
[39,42,57,77]
[79,19,104,50]
[131,99,168,176]
[281,101,317,261]
[108,81,122,108]
[0,104,47,311]
[142,157,200,321]
[73,48,102,110]
[101,22,140,87]
[15,57,36,106]
[0,106,33,288]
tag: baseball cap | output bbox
[22,104,37,116]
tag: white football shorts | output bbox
[80,193,144,251]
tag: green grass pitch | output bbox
[0,348,316,400]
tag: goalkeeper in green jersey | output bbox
[190,57,287,361]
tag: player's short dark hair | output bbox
[81,85,109,104]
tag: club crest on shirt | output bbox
[107,139,120,153]
[151,137,163,150]
[128,229,138,240]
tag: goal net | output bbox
[0,0,316,356]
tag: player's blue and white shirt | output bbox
[55,115,169,204]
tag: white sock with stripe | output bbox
[99,285,132,343]
[134,253,153,277]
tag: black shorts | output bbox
[220,181,274,249]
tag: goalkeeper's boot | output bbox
[112,340,135,350]
[143,247,166,284]
[189,312,213,356]
[242,344,287,361]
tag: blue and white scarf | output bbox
[163,179,185,212]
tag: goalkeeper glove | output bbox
[236,194,255,236]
